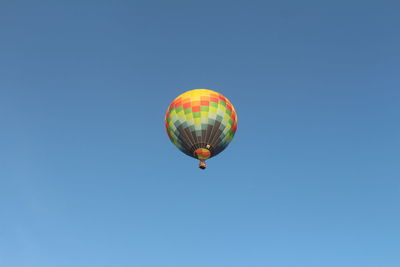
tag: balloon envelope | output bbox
[165,89,237,168]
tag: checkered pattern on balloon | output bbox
[165,89,237,169]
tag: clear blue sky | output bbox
[1,0,399,266]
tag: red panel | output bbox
[200,100,209,106]
[174,100,182,107]
[232,123,237,132]
[183,102,191,109]
[210,97,218,103]
[192,106,200,112]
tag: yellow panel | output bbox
[185,113,193,120]
[178,110,185,117]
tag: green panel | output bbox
[200,106,209,111]
[176,106,183,112]
[210,102,218,108]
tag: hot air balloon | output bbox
[165,89,238,169]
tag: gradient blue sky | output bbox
[1,0,399,266]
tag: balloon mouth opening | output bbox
[193,148,211,160]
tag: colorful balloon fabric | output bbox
[165,89,237,168]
